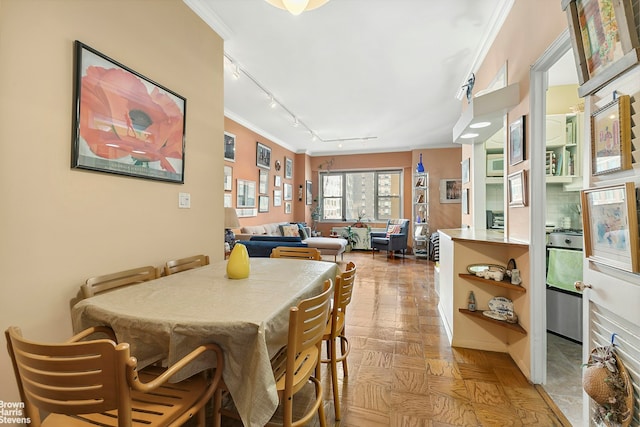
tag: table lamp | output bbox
[224,207,240,248]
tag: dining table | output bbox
[71,257,339,427]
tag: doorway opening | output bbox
[530,29,584,426]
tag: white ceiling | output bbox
[186,0,532,156]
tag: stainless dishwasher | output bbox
[546,230,583,343]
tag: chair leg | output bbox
[340,335,349,377]
[330,337,341,420]
[213,388,222,427]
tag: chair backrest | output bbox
[286,279,333,371]
[270,246,322,260]
[82,266,158,298]
[5,326,131,426]
[164,254,210,276]
[336,262,356,314]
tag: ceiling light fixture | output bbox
[264,0,330,16]
[292,117,299,127]
[460,133,479,139]
[470,122,491,128]
[269,96,278,109]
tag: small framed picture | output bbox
[285,201,292,214]
[237,179,256,208]
[305,180,313,205]
[223,193,232,208]
[285,157,293,179]
[591,95,631,176]
[258,195,269,213]
[224,132,236,162]
[274,175,281,187]
[256,142,271,169]
[224,165,232,191]
[461,158,470,184]
[509,115,525,166]
[462,188,469,214]
[259,169,268,194]
[283,183,292,201]
[582,182,639,272]
[273,189,282,207]
[507,170,527,207]
[439,179,461,204]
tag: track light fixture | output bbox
[224,51,376,145]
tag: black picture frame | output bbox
[256,142,271,169]
[305,180,313,205]
[509,115,525,166]
[224,132,236,162]
[72,41,186,183]
[285,157,293,179]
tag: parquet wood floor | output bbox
[217,251,570,426]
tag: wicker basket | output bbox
[583,347,634,427]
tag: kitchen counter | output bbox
[438,228,529,248]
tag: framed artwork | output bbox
[285,201,292,214]
[439,179,461,204]
[259,169,268,194]
[72,41,185,183]
[284,183,293,201]
[509,115,525,166]
[224,132,236,162]
[462,188,469,214]
[305,180,313,205]
[274,175,281,187]
[256,142,271,169]
[224,166,232,191]
[236,179,256,208]
[461,158,470,184]
[258,195,270,213]
[274,160,282,172]
[273,189,282,207]
[562,0,640,96]
[285,157,293,179]
[582,182,639,272]
[591,94,631,176]
[507,170,527,207]
[223,193,232,208]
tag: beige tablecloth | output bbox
[72,258,339,427]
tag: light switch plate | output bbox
[178,192,191,208]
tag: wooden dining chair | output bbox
[81,265,158,299]
[164,254,210,276]
[6,325,224,427]
[321,261,356,420]
[214,279,334,427]
[270,246,322,260]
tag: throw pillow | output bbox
[386,224,402,237]
[298,223,309,240]
[279,224,300,237]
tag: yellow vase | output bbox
[227,243,250,279]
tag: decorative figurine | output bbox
[468,291,476,312]
[510,269,522,285]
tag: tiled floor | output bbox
[216,251,570,426]
[545,333,583,426]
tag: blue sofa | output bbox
[239,235,308,258]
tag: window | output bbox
[319,170,402,221]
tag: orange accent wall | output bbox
[224,118,463,243]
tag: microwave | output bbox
[486,154,504,177]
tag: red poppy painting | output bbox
[72,41,186,183]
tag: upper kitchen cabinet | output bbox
[545,113,583,186]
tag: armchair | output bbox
[370,219,410,257]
